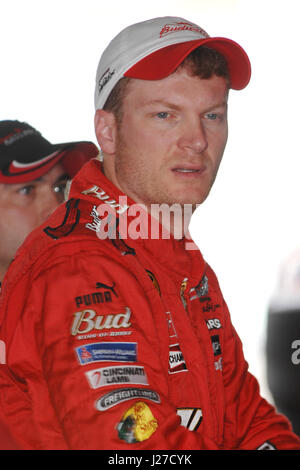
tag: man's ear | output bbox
[94,109,117,155]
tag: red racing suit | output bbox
[0,158,299,450]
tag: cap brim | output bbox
[125,37,251,90]
[0,141,99,184]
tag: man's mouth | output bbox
[173,168,201,173]
[172,166,206,176]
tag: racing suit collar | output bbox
[69,158,206,277]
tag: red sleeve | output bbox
[5,251,219,450]
[221,298,300,450]
[0,413,19,450]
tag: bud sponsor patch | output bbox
[95,388,160,411]
[76,342,137,365]
[117,401,158,443]
[71,307,131,336]
[85,365,148,389]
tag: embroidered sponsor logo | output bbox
[211,335,222,356]
[85,365,148,389]
[76,331,132,341]
[291,339,300,365]
[96,281,118,295]
[177,408,203,431]
[82,185,129,214]
[189,275,209,302]
[166,311,188,374]
[0,127,38,146]
[75,292,112,308]
[214,357,223,371]
[159,22,209,39]
[75,282,118,308]
[95,388,160,411]
[166,311,177,339]
[257,441,276,450]
[71,307,131,336]
[180,277,188,310]
[206,318,222,330]
[169,343,188,374]
[203,302,221,314]
[117,401,158,443]
[44,198,80,239]
[86,205,102,232]
[146,269,161,296]
[98,68,116,94]
[76,342,137,365]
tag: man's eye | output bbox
[156,112,170,119]
[17,185,34,195]
[53,181,67,194]
[205,113,218,120]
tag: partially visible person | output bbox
[267,248,300,436]
[0,120,98,449]
[0,120,99,283]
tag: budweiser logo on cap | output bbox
[159,22,209,38]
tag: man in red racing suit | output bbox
[0,158,299,449]
[1,16,300,450]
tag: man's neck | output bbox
[102,158,194,239]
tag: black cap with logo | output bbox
[0,120,99,184]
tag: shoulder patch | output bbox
[44,198,80,239]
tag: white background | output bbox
[2,0,300,401]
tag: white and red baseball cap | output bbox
[94,16,251,110]
[0,121,99,184]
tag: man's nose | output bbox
[178,118,208,154]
